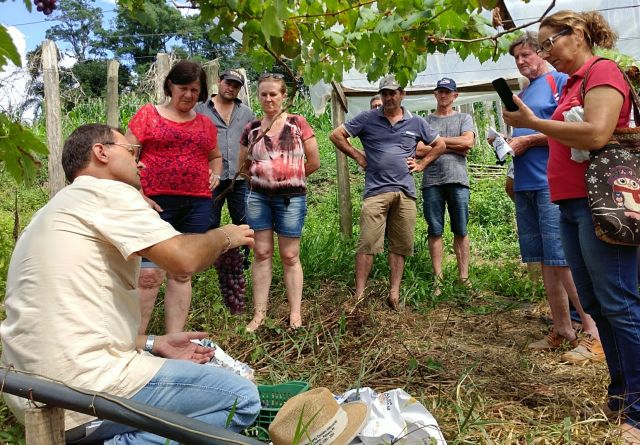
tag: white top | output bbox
[1,175,180,429]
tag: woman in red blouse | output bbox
[503,11,640,442]
[239,74,320,332]
[127,60,222,334]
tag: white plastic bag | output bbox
[336,387,447,445]
[563,105,590,162]
[192,339,256,383]
[487,127,513,163]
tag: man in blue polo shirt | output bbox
[330,75,445,309]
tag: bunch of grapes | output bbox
[214,247,247,314]
[35,0,57,15]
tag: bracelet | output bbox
[217,228,232,253]
[144,335,155,353]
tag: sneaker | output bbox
[528,330,579,350]
[562,334,605,364]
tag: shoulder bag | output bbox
[584,58,640,245]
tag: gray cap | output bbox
[220,69,245,86]
[378,75,402,92]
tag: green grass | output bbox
[0,95,560,443]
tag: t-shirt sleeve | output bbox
[295,115,315,141]
[94,182,180,260]
[128,103,153,143]
[555,72,568,93]
[203,117,218,153]
[343,111,370,138]
[419,117,440,145]
[240,122,252,147]
[586,60,628,99]
[461,113,475,135]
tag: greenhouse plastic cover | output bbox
[310,0,640,119]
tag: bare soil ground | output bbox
[213,282,625,444]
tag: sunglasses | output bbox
[259,72,285,80]
[536,29,571,56]
[102,142,142,163]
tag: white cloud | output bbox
[0,26,31,119]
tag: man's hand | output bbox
[508,136,530,156]
[153,332,215,364]
[142,194,163,212]
[219,224,255,250]
[355,151,367,170]
[407,157,425,172]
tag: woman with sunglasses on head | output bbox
[503,11,640,442]
[239,73,320,332]
[126,60,223,335]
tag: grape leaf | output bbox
[0,25,22,70]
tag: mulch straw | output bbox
[214,282,626,444]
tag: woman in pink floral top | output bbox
[127,60,222,334]
[239,74,320,332]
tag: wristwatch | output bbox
[144,335,155,353]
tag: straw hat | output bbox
[268,387,369,445]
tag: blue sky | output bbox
[3,0,116,53]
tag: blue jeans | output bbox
[245,191,307,237]
[558,198,640,423]
[515,188,567,266]
[211,179,248,228]
[422,184,469,236]
[77,359,260,444]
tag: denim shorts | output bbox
[515,188,568,266]
[422,184,469,236]
[245,191,307,237]
[141,195,211,268]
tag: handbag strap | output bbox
[580,57,640,124]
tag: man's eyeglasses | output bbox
[536,29,570,55]
[259,72,285,80]
[102,142,142,162]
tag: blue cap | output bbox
[436,77,457,91]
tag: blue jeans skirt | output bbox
[558,198,640,424]
[141,195,211,267]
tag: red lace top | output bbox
[240,114,314,196]
[128,104,217,198]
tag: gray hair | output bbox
[509,31,540,56]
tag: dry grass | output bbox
[203,282,627,445]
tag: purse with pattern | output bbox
[584,58,640,245]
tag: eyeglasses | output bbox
[536,29,570,55]
[259,73,285,80]
[102,142,142,162]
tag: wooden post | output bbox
[155,53,170,105]
[203,60,220,97]
[25,406,65,445]
[236,68,250,106]
[484,101,496,130]
[495,100,507,135]
[42,40,64,198]
[331,83,352,237]
[106,59,119,129]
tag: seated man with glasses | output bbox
[0,124,260,443]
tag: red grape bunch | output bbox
[214,247,247,314]
[35,0,57,15]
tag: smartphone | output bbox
[492,78,519,112]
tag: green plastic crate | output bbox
[247,381,310,442]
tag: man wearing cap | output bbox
[197,69,256,229]
[330,75,445,309]
[421,77,475,295]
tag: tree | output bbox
[44,0,105,62]
[114,0,535,86]
[97,0,194,75]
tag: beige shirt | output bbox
[1,175,180,429]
